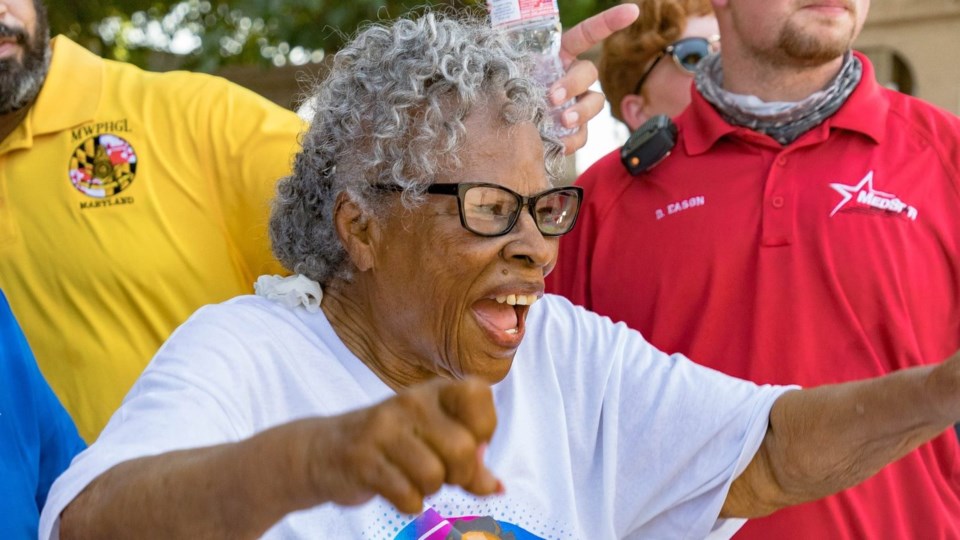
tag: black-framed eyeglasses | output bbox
[632,35,720,95]
[376,182,583,237]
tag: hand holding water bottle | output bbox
[489,2,639,154]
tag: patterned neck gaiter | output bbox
[694,51,862,145]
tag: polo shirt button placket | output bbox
[762,152,793,246]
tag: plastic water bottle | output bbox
[487,0,577,138]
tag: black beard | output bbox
[0,1,50,115]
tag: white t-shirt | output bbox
[41,294,789,539]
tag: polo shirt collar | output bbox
[826,51,887,145]
[32,35,102,136]
[682,50,887,156]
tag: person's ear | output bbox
[620,93,651,132]
[333,192,378,273]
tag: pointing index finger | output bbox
[559,4,641,62]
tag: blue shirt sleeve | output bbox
[0,291,85,540]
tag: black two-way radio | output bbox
[620,114,678,175]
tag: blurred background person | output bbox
[600,0,718,130]
[574,0,717,175]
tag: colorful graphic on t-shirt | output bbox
[68,134,138,198]
[395,507,542,540]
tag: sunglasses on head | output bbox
[632,35,720,95]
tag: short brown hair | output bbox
[599,0,713,122]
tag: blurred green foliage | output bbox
[48,0,618,71]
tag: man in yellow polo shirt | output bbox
[0,0,304,441]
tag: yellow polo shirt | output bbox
[0,37,304,441]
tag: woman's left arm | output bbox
[723,349,960,517]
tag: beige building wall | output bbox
[856,0,960,113]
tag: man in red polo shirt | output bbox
[549,0,960,538]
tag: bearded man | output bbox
[550,0,960,537]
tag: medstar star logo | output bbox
[828,170,918,221]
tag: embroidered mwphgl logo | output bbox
[68,134,138,198]
[829,170,918,221]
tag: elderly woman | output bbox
[42,11,960,540]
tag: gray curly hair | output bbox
[270,10,565,285]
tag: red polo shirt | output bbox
[549,53,960,538]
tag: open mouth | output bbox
[472,293,539,348]
[494,294,537,334]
